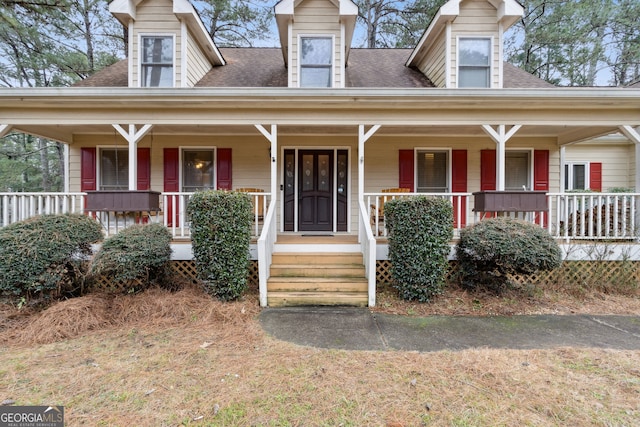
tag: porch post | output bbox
[113,124,153,191]
[255,124,278,200]
[619,125,640,191]
[482,124,522,191]
[559,146,566,192]
[0,124,11,138]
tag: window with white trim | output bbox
[417,150,449,192]
[182,149,215,192]
[458,38,491,88]
[565,163,588,190]
[300,37,333,87]
[505,151,531,190]
[141,36,174,87]
[99,148,128,190]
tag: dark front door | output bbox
[298,150,333,231]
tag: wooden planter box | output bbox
[85,191,161,212]
[473,191,548,212]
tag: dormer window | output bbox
[141,35,174,87]
[300,37,333,87]
[458,38,491,88]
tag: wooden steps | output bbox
[267,250,368,307]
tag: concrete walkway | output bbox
[259,307,640,352]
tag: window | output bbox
[300,37,333,87]
[458,38,491,88]
[565,163,587,191]
[505,151,530,190]
[417,150,448,192]
[100,148,128,190]
[182,149,214,192]
[141,36,174,87]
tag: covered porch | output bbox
[1,87,640,306]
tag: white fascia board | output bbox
[340,0,358,16]
[173,0,225,66]
[275,0,293,64]
[406,4,459,67]
[489,0,524,29]
[108,0,139,25]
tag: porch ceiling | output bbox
[1,87,638,145]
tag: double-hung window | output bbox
[417,150,449,193]
[141,35,174,87]
[300,37,333,87]
[100,148,128,190]
[505,151,531,191]
[458,38,491,88]
[565,163,588,191]
[182,149,215,192]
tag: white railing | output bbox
[162,191,271,239]
[365,192,471,238]
[1,192,86,226]
[548,192,640,241]
[258,199,277,307]
[358,199,377,307]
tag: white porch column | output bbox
[559,146,566,193]
[481,124,522,191]
[0,124,11,138]
[358,125,381,199]
[113,124,153,190]
[255,124,278,201]
[620,125,640,191]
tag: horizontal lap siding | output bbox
[416,28,447,87]
[132,0,182,87]
[186,31,211,87]
[450,0,500,88]
[565,144,635,190]
[291,0,341,87]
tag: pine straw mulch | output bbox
[0,283,261,347]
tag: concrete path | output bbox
[259,307,640,352]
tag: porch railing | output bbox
[358,199,377,307]
[365,192,471,238]
[1,192,85,226]
[258,199,277,307]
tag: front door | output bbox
[298,150,333,231]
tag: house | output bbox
[1,0,640,307]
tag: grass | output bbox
[1,284,639,426]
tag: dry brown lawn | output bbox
[1,282,639,426]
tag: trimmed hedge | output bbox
[90,223,172,293]
[456,217,562,291]
[187,190,252,301]
[0,214,103,301]
[385,196,453,302]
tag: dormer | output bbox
[275,0,358,88]
[109,0,224,88]
[406,0,523,88]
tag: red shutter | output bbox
[398,150,414,192]
[216,148,232,190]
[480,149,496,191]
[533,150,549,191]
[163,148,179,226]
[589,162,602,192]
[137,147,151,191]
[80,147,96,191]
[451,150,467,228]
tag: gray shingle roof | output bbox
[74,47,553,89]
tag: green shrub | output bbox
[456,217,562,292]
[90,223,172,293]
[385,196,453,302]
[187,190,252,301]
[0,214,103,301]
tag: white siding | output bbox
[414,26,447,87]
[186,29,212,87]
[565,143,635,190]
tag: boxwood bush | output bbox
[0,214,103,301]
[187,190,252,301]
[385,196,453,302]
[90,223,172,293]
[456,217,562,292]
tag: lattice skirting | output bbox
[96,260,639,290]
